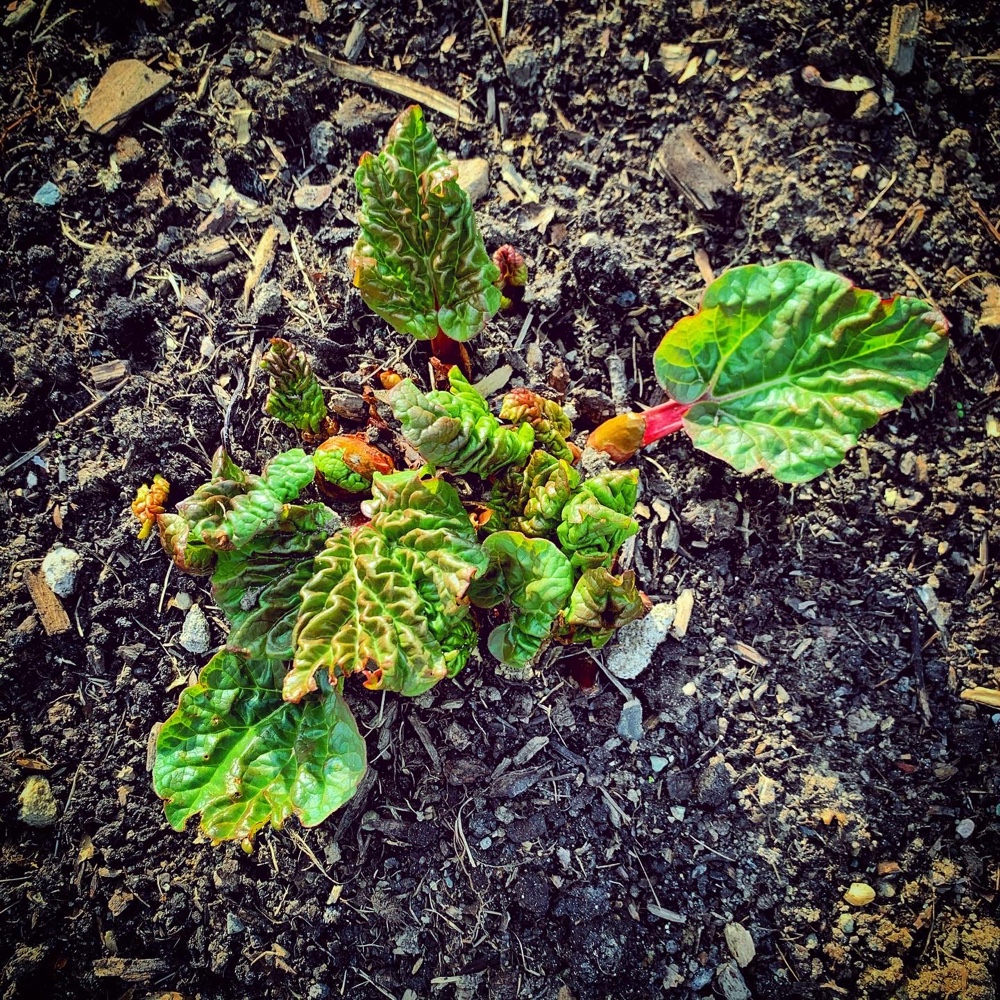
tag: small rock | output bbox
[19,775,59,828]
[293,183,333,211]
[715,961,751,1000]
[617,698,644,741]
[310,121,337,164]
[505,45,540,89]
[853,91,881,122]
[32,181,61,207]
[956,818,975,838]
[696,755,735,809]
[179,604,211,654]
[724,922,756,967]
[226,912,245,934]
[455,158,490,204]
[605,602,676,679]
[650,755,670,773]
[42,545,84,597]
[843,882,876,907]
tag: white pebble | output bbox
[956,818,975,839]
[179,604,211,654]
[605,602,676,679]
[42,545,83,597]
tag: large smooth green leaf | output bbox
[468,531,574,669]
[213,503,340,660]
[154,651,366,845]
[653,261,949,483]
[556,470,639,570]
[389,368,534,476]
[350,105,501,342]
[287,470,488,702]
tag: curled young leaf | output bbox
[314,435,395,495]
[153,650,367,845]
[162,448,317,571]
[389,368,534,476]
[653,261,949,483]
[132,474,170,540]
[499,388,574,463]
[469,531,574,669]
[557,469,639,570]
[351,105,501,343]
[260,338,329,435]
[489,450,580,537]
[287,470,488,702]
[560,567,650,649]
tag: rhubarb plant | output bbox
[589,261,949,482]
[139,360,645,845]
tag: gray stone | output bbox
[506,45,540,89]
[179,604,211,654]
[716,961,751,1000]
[617,698,644,741]
[696,755,735,808]
[42,545,83,597]
[605,602,676,679]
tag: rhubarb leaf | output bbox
[489,450,581,536]
[350,105,501,342]
[161,448,317,571]
[153,650,366,845]
[557,469,639,569]
[260,338,328,435]
[214,504,341,660]
[314,436,395,495]
[560,567,649,649]
[389,368,534,476]
[287,470,488,702]
[468,531,574,669]
[653,261,949,483]
[498,389,574,462]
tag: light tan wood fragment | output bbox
[653,128,734,212]
[79,60,171,134]
[672,588,694,639]
[254,30,475,123]
[90,359,129,389]
[24,568,70,635]
[961,686,1000,709]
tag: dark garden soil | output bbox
[2,1,1000,998]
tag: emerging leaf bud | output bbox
[260,338,329,436]
[132,475,170,540]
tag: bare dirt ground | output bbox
[1,1,999,998]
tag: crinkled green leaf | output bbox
[654,261,949,483]
[498,389,574,462]
[314,436,395,495]
[557,469,639,570]
[468,531,574,669]
[213,503,341,660]
[260,338,328,435]
[560,567,649,649]
[313,442,372,494]
[153,650,366,845]
[287,470,488,702]
[489,450,580,536]
[163,448,316,571]
[389,368,534,476]
[350,105,501,343]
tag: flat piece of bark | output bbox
[79,60,171,134]
[24,568,70,635]
[653,128,734,212]
[882,4,921,75]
